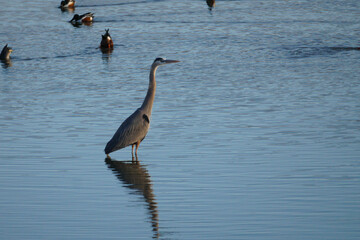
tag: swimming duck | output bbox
[0,44,13,61]
[60,0,75,8]
[206,0,215,9]
[70,12,94,23]
[100,29,114,49]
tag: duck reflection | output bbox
[101,52,112,64]
[1,59,12,68]
[70,21,93,27]
[100,47,113,55]
[60,7,75,13]
[105,156,159,238]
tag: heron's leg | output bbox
[131,144,135,155]
[135,141,140,156]
[106,154,111,159]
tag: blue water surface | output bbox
[0,0,359,239]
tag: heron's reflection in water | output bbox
[105,156,159,238]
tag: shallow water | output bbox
[1,0,360,239]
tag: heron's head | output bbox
[152,57,180,67]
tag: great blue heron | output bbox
[104,57,180,158]
[0,44,13,61]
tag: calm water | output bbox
[1,0,360,239]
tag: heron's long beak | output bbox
[164,59,180,64]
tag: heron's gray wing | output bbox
[105,109,150,153]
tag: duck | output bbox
[0,44,13,61]
[70,12,94,23]
[60,0,75,8]
[100,29,114,49]
[206,0,215,9]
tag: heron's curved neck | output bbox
[140,64,158,114]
